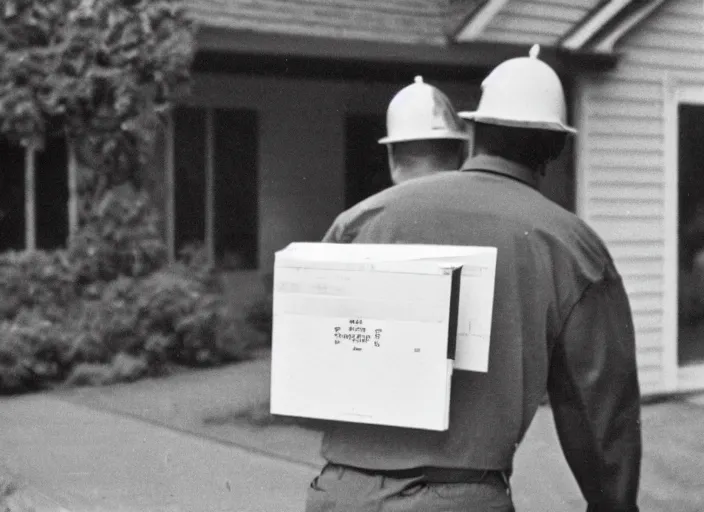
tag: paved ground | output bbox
[0,396,316,512]
[57,354,323,469]
[2,352,704,511]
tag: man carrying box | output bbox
[378,76,469,186]
[305,45,642,512]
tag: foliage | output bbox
[0,0,195,174]
[69,183,167,283]
[0,250,76,320]
[0,1,259,395]
[0,249,255,394]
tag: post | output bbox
[24,144,36,251]
[67,141,79,245]
[165,113,176,262]
[205,108,215,266]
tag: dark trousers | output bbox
[305,464,515,512]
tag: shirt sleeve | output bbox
[322,221,343,243]
[547,273,642,512]
[322,213,351,243]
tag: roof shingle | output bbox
[186,0,448,45]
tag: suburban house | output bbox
[0,0,702,397]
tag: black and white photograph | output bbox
[0,1,702,511]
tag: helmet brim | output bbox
[459,112,577,134]
[378,132,471,145]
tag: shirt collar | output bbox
[460,154,539,189]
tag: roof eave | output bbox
[452,0,511,42]
[556,47,620,73]
[559,0,668,54]
[196,26,619,75]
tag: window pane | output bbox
[345,114,391,209]
[36,136,68,250]
[678,103,704,366]
[0,138,25,250]
[214,108,258,270]
[174,107,207,254]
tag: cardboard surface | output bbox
[271,243,498,430]
[277,243,498,372]
[271,247,465,431]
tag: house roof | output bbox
[453,0,602,46]
[186,0,449,45]
[453,0,668,54]
[559,0,668,54]
[186,0,669,72]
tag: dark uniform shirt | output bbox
[319,155,642,511]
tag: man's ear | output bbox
[386,145,400,184]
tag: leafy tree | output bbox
[0,0,196,204]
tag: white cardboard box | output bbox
[275,243,498,372]
[270,243,497,431]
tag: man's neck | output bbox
[393,165,447,184]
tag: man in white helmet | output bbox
[378,76,469,186]
[306,46,641,512]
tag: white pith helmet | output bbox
[378,76,470,145]
[459,45,576,134]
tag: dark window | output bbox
[36,136,68,250]
[174,107,207,253]
[0,138,26,251]
[173,106,259,269]
[677,103,704,366]
[0,136,68,251]
[214,108,258,269]
[345,114,392,209]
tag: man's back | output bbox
[309,43,641,510]
[321,156,640,497]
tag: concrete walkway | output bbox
[2,355,704,511]
[0,396,317,512]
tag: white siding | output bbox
[480,0,600,45]
[576,0,704,394]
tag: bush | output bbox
[0,267,254,392]
[69,184,168,284]
[0,220,255,393]
[0,251,77,320]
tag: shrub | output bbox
[0,247,255,393]
[69,184,168,284]
[0,251,77,320]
